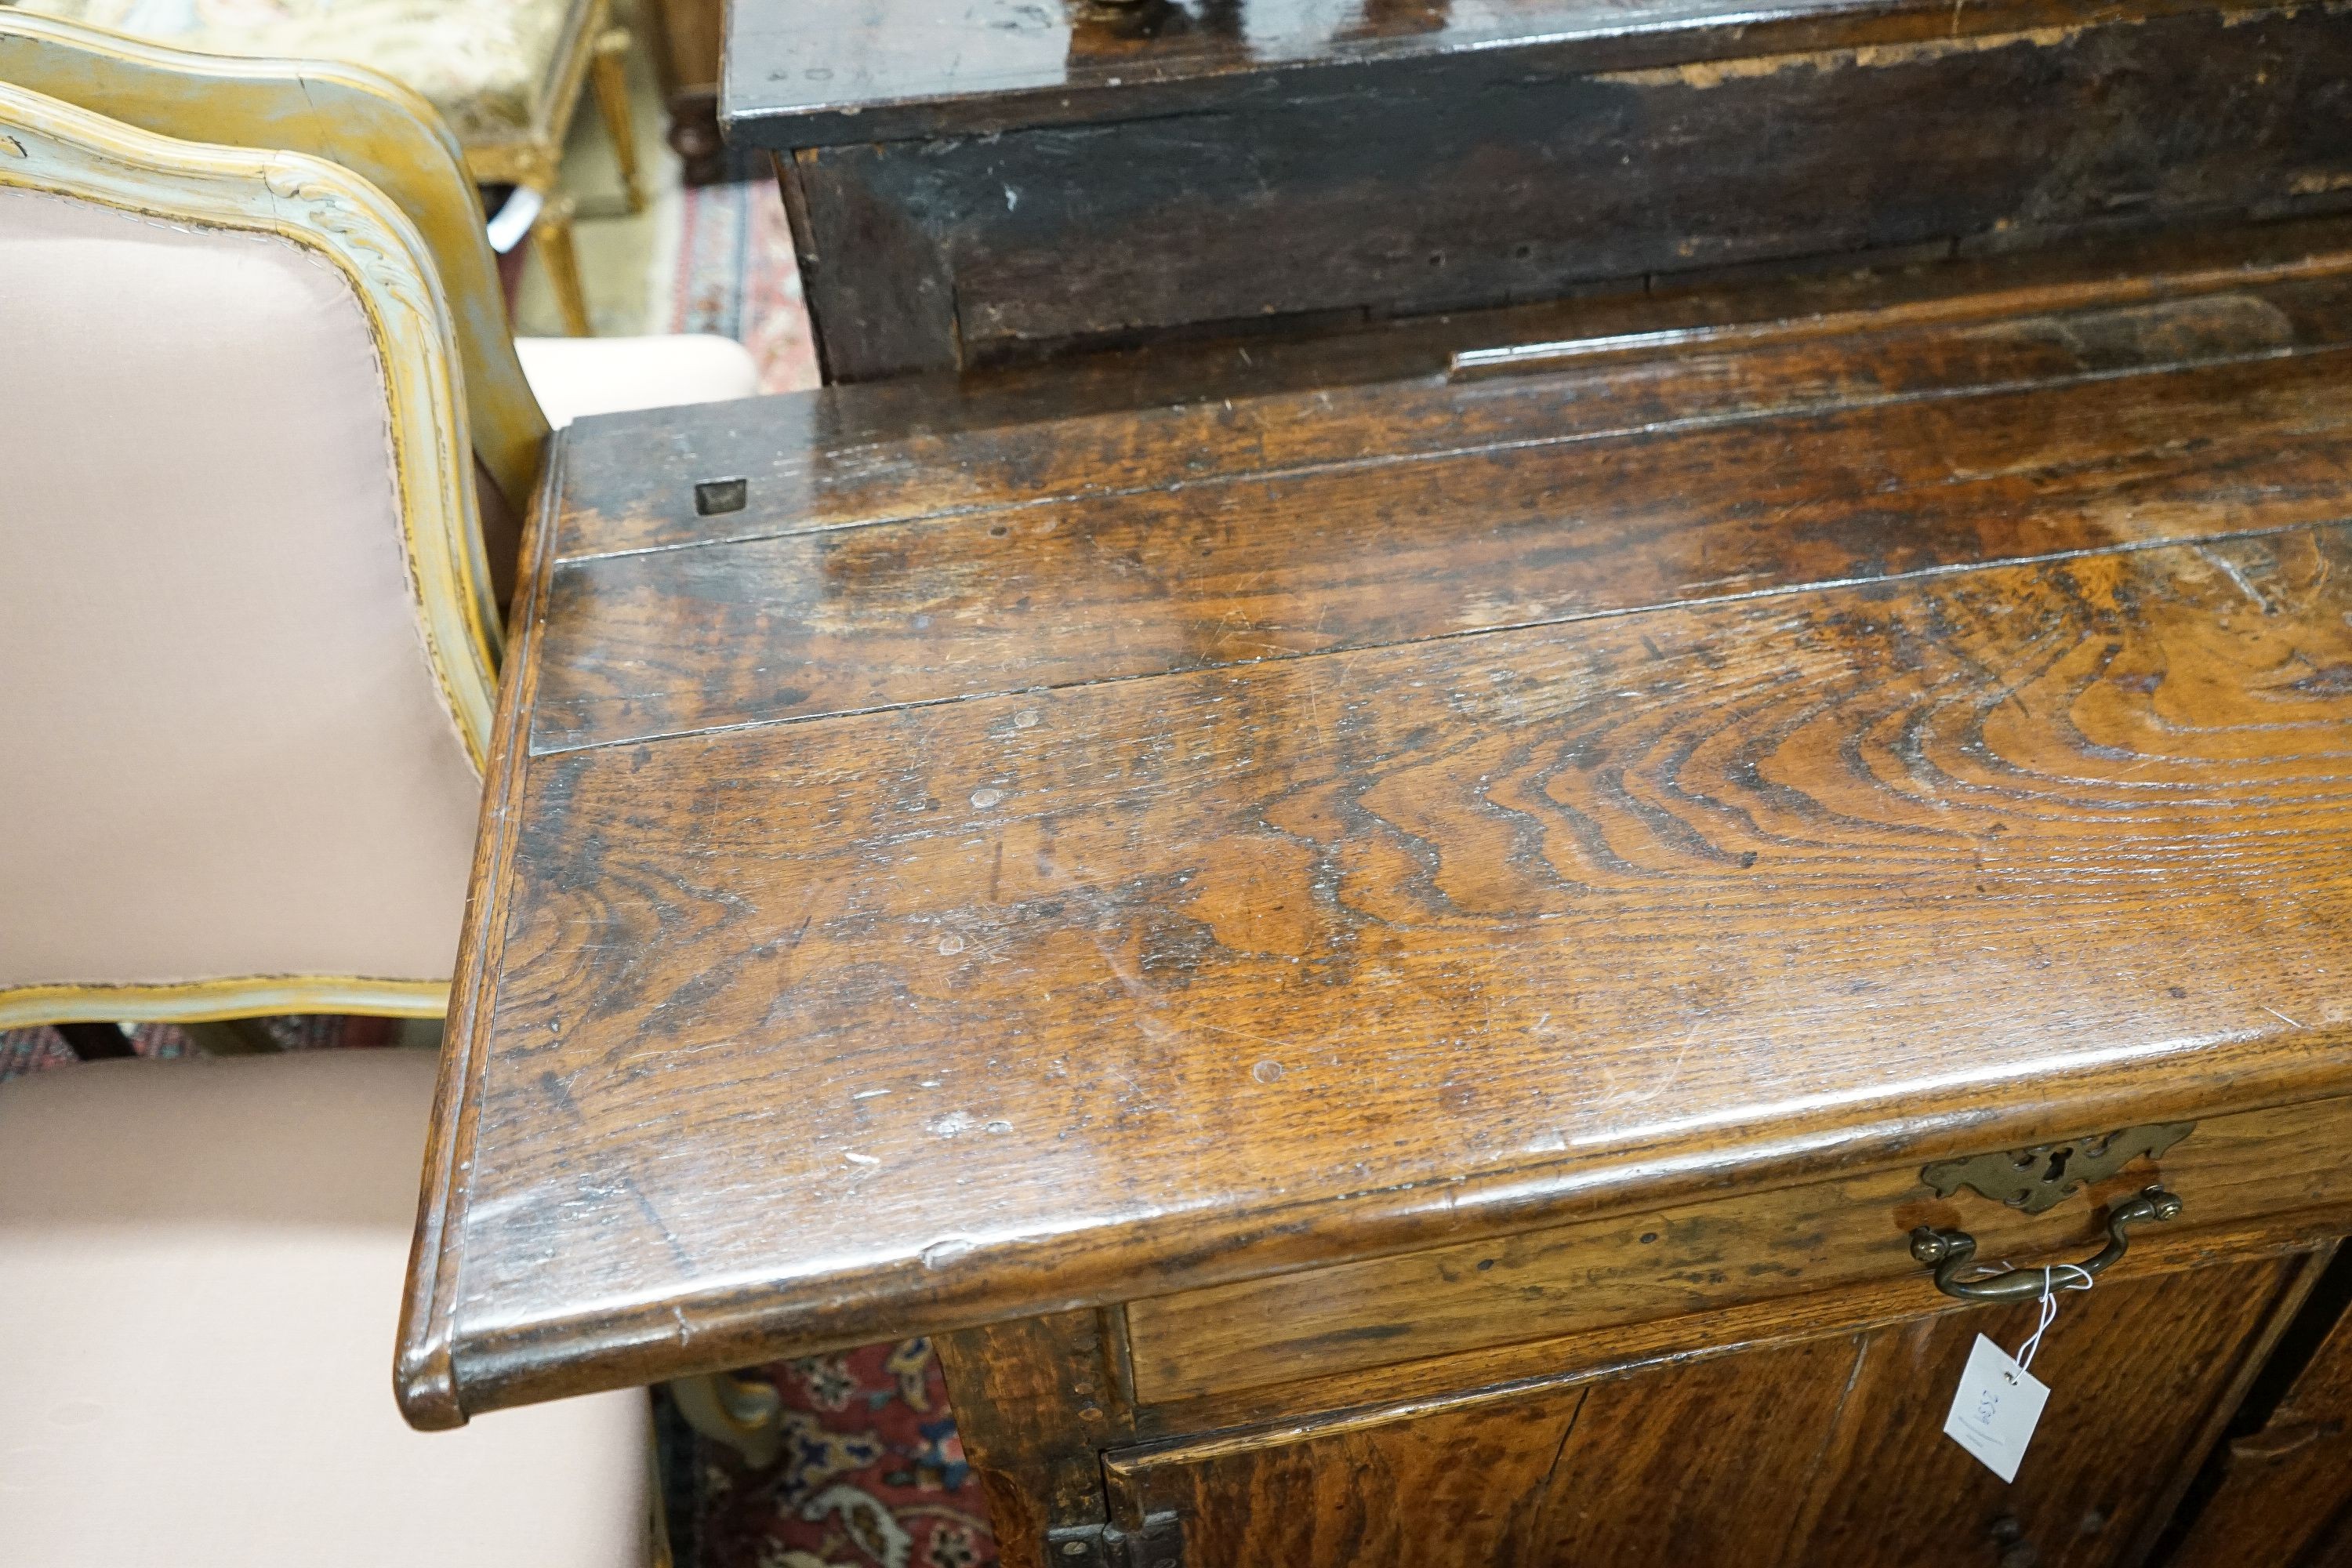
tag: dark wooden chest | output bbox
[724,0,2352,381]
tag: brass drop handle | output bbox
[1909,1185,2183,1302]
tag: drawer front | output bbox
[1125,1094,2352,1406]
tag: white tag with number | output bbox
[1944,1333,2050,1483]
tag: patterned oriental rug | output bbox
[0,1016,395,1073]
[653,176,821,396]
[679,1343,998,1568]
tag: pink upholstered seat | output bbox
[0,85,655,1566]
[0,1049,656,1566]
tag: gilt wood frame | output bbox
[0,9,553,514]
[0,80,499,1025]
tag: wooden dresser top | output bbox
[401,230,2352,1426]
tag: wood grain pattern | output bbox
[934,1309,1134,1568]
[397,439,568,1431]
[1131,1214,2350,1443]
[1519,1336,1867,1567]
[2115,1246,2339,1566]
[1123,1094,2352,1404]
[733,0,2352,377]
[1104,1255,2304,1567]
[1797,1253,2307,1568]
[2171,1276,2352,1567]
[532,339,2352,749]
[550,225,2352,558]
[1109,1378,1588,1568]
[422,518,2352,1414]
[403,241,2352,1452]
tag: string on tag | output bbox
[2015,1264,2094,1371]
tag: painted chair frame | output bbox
[0,79,500,1028]
[2,68,767,1479]
[464,0,644,336]
[1,0,641,334]
[0,9,553,514]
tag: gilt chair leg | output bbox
[665,1371,785,1468]
[533,193,593,336]
[590,27,645,215]
[54,1022,136,1061]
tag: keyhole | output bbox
[2044,1147,2072,1184]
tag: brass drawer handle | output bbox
[1909,1186,2183,1302]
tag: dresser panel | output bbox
[1109,1253,2312,1568]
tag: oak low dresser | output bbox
[401,223,2352,1568]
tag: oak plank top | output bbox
[401,241,2352,1426]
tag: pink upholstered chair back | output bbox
[0,82,499,1026]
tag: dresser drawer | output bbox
[1124,1094,2352,1407]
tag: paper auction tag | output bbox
[1944,1333,2049,1483]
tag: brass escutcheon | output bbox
[1919,1122,2193,1214]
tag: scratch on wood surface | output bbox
[2194,543,2273,612]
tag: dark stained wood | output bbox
[401,241,2352,1495]
[935,212,2352,437]
[404,227,2352,1565]
[1106,1377,1588,1567]
[1521,1335,1867,1566]
[637,0,732,183]
[2171,1273,2352,1567]
[412,520,2352,1416]
[934,1308,1136,1568]
[1132,1214,2352,1443]
[396,438,571,1432]
[780,147,959,384]
[533,339,2352,748]
[818,9,2352,377]
[554,229,2352,559]
[730,0,2352,377]
[2117,1246,2339,1566]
